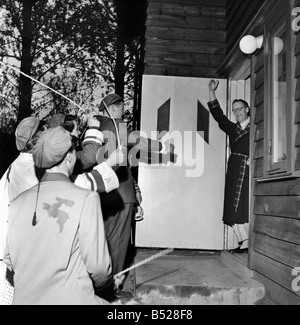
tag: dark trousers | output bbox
[103,203,134,276]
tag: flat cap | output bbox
[99,94,122,112]
[15,117,40,151]
[31,126,72,168]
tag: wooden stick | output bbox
[0,61,85,114]
[115,248,174,277]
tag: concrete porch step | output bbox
[124,250,265,305]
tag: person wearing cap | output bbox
[4,127,115,305]
[94,93,172,301]
[48,113,123,193]
[0,117,123,305]
[48,113,104,174]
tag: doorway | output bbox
[224,62,252,251]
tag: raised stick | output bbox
[0,61,85,115]
[115,248,174,277]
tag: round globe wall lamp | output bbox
[239,34,284,56]
[239,35,264,55]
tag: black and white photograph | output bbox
[0,0,299,308]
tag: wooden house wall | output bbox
[143,0,227,78]
[250,1,300,304]
[252,179,300,305]
[252,49,264,179]
[295,21,300,170]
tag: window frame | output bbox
[261,3,296,181]
[267,17,289,174]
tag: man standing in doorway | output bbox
[208,80,250,253]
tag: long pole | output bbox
[0,61,85,115]
[115,248,174,277]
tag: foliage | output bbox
[0,0,142,133]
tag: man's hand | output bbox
[162,141,175,155]
[114,274,125,291]
[106,146,125,167]
[135,191,142,205]
[208,80,219,102]
[88,116,100,129]
[209,80,220,92]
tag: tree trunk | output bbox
[114,1,125,98]
[18,0,34,122]
[114,36,125,98]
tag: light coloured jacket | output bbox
[4,173,112,305]
[0,153,37,260]
[0,153,118,260]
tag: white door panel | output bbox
[136,75,227,250]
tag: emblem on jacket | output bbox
[43,198,74,233]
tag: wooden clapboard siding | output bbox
[254,121,264,142]
[254,68,264,91]
[254,139,264,160]
[295,31,300,170]
[254,103,264,124]
[144,64,218,78]
[146,15,226,30]
[252,252,300,300]
[254,216,300,246]
[254,177,300,196]
[144,0,227,78]
[295,102,300,124]
[253,177,300,301]
[144,51,224,67]
[253,196,300,220]
[146,27,226,43]
[252,229,300,303]
[254,270,300,305]
[253,158,264,179]
[145,39,225,54]
[254,86,264,107]
[144,0,267,78]
[147,2,226,17]
[253,50,265,179]
[254,234,300,274]
[250,1,300,305]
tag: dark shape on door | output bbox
[197,101,210,144]
[157,98,171,139]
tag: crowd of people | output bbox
[0,79,250,305]
[0,93,171,305]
